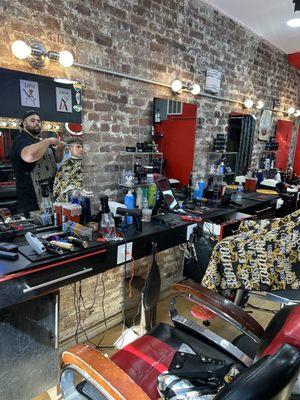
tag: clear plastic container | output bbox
[142,208,152,222]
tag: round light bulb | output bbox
[256,100,264,110]
[244,99,254,109]
[171,79,183,94]
[12,122,17,127]
[191,83,201,96]
[59,50,74,68]
[11,40,31,60]
[294,110,300,117]
[288,106,296,115]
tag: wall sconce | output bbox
[171,79,183,95]
[190,84,201,96]
[11,40,74,68]
[294,109,300,117]
[243,99,254,109]
[256,100,264,110]
[287,106,296,115]
[170,80,201,96]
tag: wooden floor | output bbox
[33,293,279,400]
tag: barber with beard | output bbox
[11,110,65,217]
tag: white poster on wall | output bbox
[56,87,72,113]
[20,79,40,108]
[205,68,221,94]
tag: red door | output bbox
[155,102,197,186]
[275,120,293,171]
[293,126,300,175]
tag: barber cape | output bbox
[53,157,83,202]
[30,142,57,208]
[202,208,300,292]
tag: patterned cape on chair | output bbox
[202,209,300,292]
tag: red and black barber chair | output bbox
[61,280,300,400]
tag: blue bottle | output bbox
[197,180,206,200]
[124,190,134,224]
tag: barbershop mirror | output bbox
[153,98,197,186]
[0,67,82,214]
[227,114,256,175]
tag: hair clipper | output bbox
[49,240,74,251]
[67,236,88,248]
[25,232,46,255]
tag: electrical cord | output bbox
[246,303,277,314]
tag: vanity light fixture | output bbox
[256,100,264,110]
[171,79,183,95]
[294,109,300,117]
[191,83,201,96]
[243,99,254,109]
[54,78,79,84]
[171,80,201,96]
[11,40,74,69]
[287,0,300,27]
[288,106,296,115]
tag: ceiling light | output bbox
[191,83,201,96]
[171,80,183,94]
[294,109,300,117]
[11,40,74,68]
[256,100,264,110]
[287,16,300,27]
[288,106,296,115]
[244,99,254,109]
[287,4,300,27]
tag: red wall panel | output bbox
[275,120,293,171]
[293,126,300,175]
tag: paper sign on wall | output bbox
[205,68,221,94]
[56,87,72,113]
[20,79,40,108]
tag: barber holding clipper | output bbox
[11,110,65,217]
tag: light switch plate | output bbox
[117,242,133,264]
[186,224,197,241]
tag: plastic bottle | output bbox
[197,180,206,200]
[148,184,157,208]
[124,190,134,224]
[142,187,149,209]
[40,183,53,214]
[275,171,281,182]
[135,187,143,209]
[236,182,244,200]
[100,195,116,240]
[219,161,225,175]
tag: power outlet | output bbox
[117,242,133,264]
[186,223,197,241]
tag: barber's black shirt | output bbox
[11,131,39,215]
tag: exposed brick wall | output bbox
[1,0,299,342]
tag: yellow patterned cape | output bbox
[202,209,300,292]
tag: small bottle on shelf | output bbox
[236,182,244,200]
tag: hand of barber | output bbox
[45,137,66,148]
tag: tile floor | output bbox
[33,292,279,400]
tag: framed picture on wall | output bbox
[56,87,73,113]
[19,79,40,108]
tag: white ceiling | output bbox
[202,0,300,54]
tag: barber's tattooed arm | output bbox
[21,138,66,163]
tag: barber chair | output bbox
[61,280,300,400]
